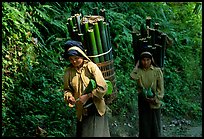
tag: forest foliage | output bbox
[2,2,202,137]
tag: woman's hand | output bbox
[79,93,93,105]
[68,96,76,105]
[64,94,76,105]
[146,97,157,104]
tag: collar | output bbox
[143,65,154,71]
[75,60,89,74]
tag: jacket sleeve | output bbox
[63,68,74,107]
[130,68,143,94]
[88,62,107,99]
[156,68,164,100]
[130,66,141,80]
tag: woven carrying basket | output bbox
[97,60,117,104]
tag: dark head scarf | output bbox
[64,40,85,51]
[66,49,83,57]
[63,40,91,61]
[63,40,85,59]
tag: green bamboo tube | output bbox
[67,18,74,39]
[149,28,157,61]
[139,38,146,54]
[146,17,151,38]
[67,17,74,28]
[154,23,160,30]
[142,40,151,52]
[66,23,72,38]
[98,19,109,61]
[71,16,76,26]
[92,7,99,15]
[131,32,141,65]
[81,21,89,34]
[93,22,105,62]
[131,31,137,44]
[161,33,167,69]
[75,13,82,34]
[153,22,161,67]
[146,16,152,28]
[154,23,160,45]
[136,34,142,60]
[140,23,146,38]
[99,8,107,23]
[77,33,84,44]
[87,29,100,63]
[81,21,90,54]
[72,27,78,41]
[150,28,155,46]
[151,46,157,65]
[104,22,112,60]
[155,30,161,45]
[155,44,162,68]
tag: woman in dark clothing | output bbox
[63,40,110,137]
[130,51,164,137]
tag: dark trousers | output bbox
[138,94,161,137]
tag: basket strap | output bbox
[88,47,112,58]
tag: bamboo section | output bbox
[106,22,113,60]
[81,21,90,53]
[161,33,167,69]
[154,22,160,30]
[87,29,100,63]
[155,44,162,68]
[131,31,141,65]
[104,22,112,60]
[93,22,105,62]
[149,28,155,46]
[146,16,152,28]
[77,33,84,44]
[100,8,107,23]
[75,14,82,34]
[140,23,146,38]
[71,16,76,26]
[98,19,109,61]
[92,7,99,15]
[67,18,74,39]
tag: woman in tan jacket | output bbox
[63,40,110,137]
[130,51,164,137]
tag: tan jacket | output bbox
[130,65,164,109]
[64,60,107,121]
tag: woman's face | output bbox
[69,56,84,68]
[141,57,151,69]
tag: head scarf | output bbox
[67,46,92,61]
[66,49,83,57]
[63,40,91,61]
[64,40,85,51]
[140,51,153,59]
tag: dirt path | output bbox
[162,122,202,137]
[161,117,202,137]
[186,125,202,137]
[109,115,202,137]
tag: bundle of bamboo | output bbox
[66,9,117,104]
[132,16,172,70]
[66,14,112,63]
